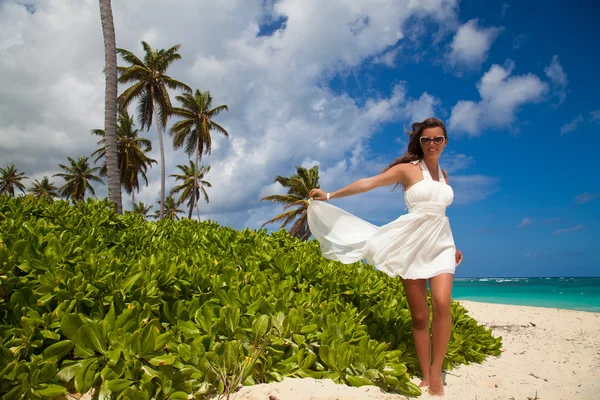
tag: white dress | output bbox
[307,160,456,280]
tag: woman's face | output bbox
[419,127,447,159]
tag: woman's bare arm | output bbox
[309,164,407,200]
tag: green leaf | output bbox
[139,324,156,356]
[177,344,192,363]
[397,379,422,396]
[0,345,15,367]
[103,302,116,333]
[319,345,335,370]
[121,272,142,293]
[115,305,138,331]
[383,364,407,377]
[252,314,269,339]
[147,354,176,366]
[34,384,67,397]
[2,385,21,400]
[74,343,95,358]
[346,375,374,387]
[246,297,264,314]
[101,363,124,381]
[140,365,159,382]
[75,358,98,394]
[79,325,106,353]
[223,306,240,334]
[56,362,80,383]
[60,314,84,345]
[106,379,133,392]
[168,391,189,400]
[39,362,58,383]
[154,332,172,352]
[106,347,122,367]
[364,369,380,380]
[130,329,142,354]
[40,330,61,340]
[300,324,318,334]
[43,340,74,362]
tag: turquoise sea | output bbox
[451,277,600,312]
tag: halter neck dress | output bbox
[307,160,456,279]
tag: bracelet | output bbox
[327,192,331,200]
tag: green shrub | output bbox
[0,196,501,399]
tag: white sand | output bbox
[223,301,600,400]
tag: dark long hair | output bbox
[383,117,447,172]
[383,117,447,190]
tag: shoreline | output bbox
[218,300,599,400]
[452,297,600,313]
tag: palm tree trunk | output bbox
[132,190,135,208]
[152,96,166,220]
[194,135,200,220]
[99,0,122,214]
[187,197,194,219]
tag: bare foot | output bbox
[428,377,444,396]
[418,378,430,387]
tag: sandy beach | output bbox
[224,301,600,400]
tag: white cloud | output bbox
[512,33,528,49]
[373,47,400,67]
[590,109,600,122]
[574,192,600,205]
[544,55,568,106]
[258,181,287,200]
[449,60,548,135]
[448,174,499,204]
[518,217,533,228]
[1,0,500,230]
[404,92,440,123]
[448,19,502,70]
[440,151,474,173]
[552,225,585,236]
[472,227,491,235]
[560,114,583,135]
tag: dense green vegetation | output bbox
[0,197,501,398]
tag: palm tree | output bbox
[132,201,152,217]
[170,90,228,216]
[154,195,183,221]
[99,0,122,214]
[92,111,157,206]
[117,41,191,220]
[54,157,104,202]
[29,176,59,200]
[261,165,320,241]
[170,161,211,219]
[0,164,28,197]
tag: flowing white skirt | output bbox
[307,200,456,279]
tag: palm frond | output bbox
[116,47,145,67]
[117,81,146,112]
[163,76,191,92]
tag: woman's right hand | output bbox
[309,188,328,201]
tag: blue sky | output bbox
[325,0,600,277]
[0,0,598,278]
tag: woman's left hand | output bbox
[308,188,328,201]
[455,249,463,266]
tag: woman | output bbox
[307,117,462,396]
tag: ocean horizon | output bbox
[451,276,600,313]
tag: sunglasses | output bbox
[419,136,446,145]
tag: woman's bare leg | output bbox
[401,278,430,386]
[428,273,454,396]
